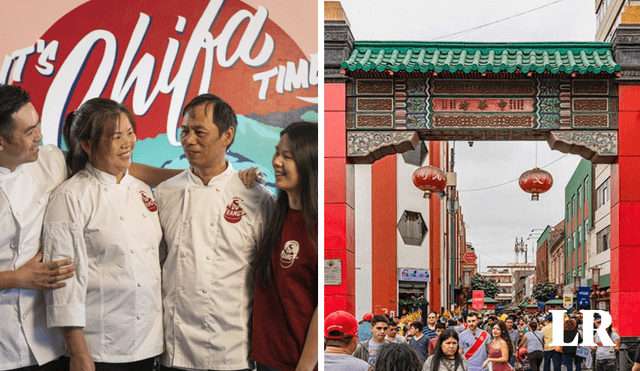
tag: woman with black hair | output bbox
[483,321,513,371]
[423,329,468,371]
[251,122,318,371]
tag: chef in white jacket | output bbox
[43,98,163,371]
[155,93,275,371]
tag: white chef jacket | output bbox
[155,162,275,370]
[0,145,67,370]
[43,164,163,363]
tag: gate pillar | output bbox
[611,24,640,338]
[324,2,355,315]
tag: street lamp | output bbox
[592,267,601,287]
[591,267,601,310]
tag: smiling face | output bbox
[88,112,135,182]
[180,103,233,183]
[492,324,502,338]
[0,102,42,171]
[273,133,301,195]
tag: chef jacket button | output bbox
[177,286,182,291]
[104,187,109,191]
[206,256,211,260]
[188,188,192,193]
[156,276,160,281]
[131,249,134,253]
[216,188,220,192]
[202,289,207,294]
[16,211,20,216]
[176,319,182,325]
[137,315,141,320]
[22,314,27,320]
[157,307,161,312]
[184,219,189,224]
[128,186,132,190]
[137,282,142,287]
[143,213,147,218]
[210,222,215,226]
[38,199,43,205]
[151,245,156,250]
[120,216,125,221]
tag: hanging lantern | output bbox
[519,167,553,201]
[412,165,447,198]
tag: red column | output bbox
[324,83,356,315]
[611,85,640,336]
[371,155,398,315]
[429,141,442,312]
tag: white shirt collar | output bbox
[85,162,130,184]
[187,159,233,186]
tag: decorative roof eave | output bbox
[341,41,621,77]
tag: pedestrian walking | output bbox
[376,342,423,371]
[483,321,513,371]
[423,329,468,371]
[519,321,544,371]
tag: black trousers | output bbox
[10,358,67,371]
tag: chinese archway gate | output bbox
[325,1,640,344]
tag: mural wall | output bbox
[1,0,318,192]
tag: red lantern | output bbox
[412,165,447,198]
[519,167,553,201]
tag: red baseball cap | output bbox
[362,313,373,322]
[325,311,358,339]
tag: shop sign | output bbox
[399,269,430,282]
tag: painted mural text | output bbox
[0,0,317,146]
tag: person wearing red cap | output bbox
[357,313,374,342]
[324,311,371,371]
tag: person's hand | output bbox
[15,251,75,290]
[238,167,265,188]
[69,353,95,371]
[482,360,490,368]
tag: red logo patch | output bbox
[140,191,158,212]
[224,197,246,223]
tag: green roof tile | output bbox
[341,41,620,75]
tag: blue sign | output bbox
[578,286,591,307]
[537,301,546,310]
[496,305,504,313]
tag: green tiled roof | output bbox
[342,41,620,75]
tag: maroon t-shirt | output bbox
[252,208,318,371]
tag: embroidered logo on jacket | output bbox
[140,191,158,212]
[224,197,246,223]
[280,240,299,268]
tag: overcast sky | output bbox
[338,0,595,270]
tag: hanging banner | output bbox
[472,290,484,310]
[1,0,318,192]
[578,286,591,308]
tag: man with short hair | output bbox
[156,93,276,371]
[506,315,519,366]
[407,321,429,361]
[385,322,407,344]
[459,312,490,371]
[429,322,447,355]
[325,311,371,371]
[0,84,77,371]
[353,315,389,368]
[424,311,439,339]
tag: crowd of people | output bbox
[0,84,318,371]
[325,309,631,371]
